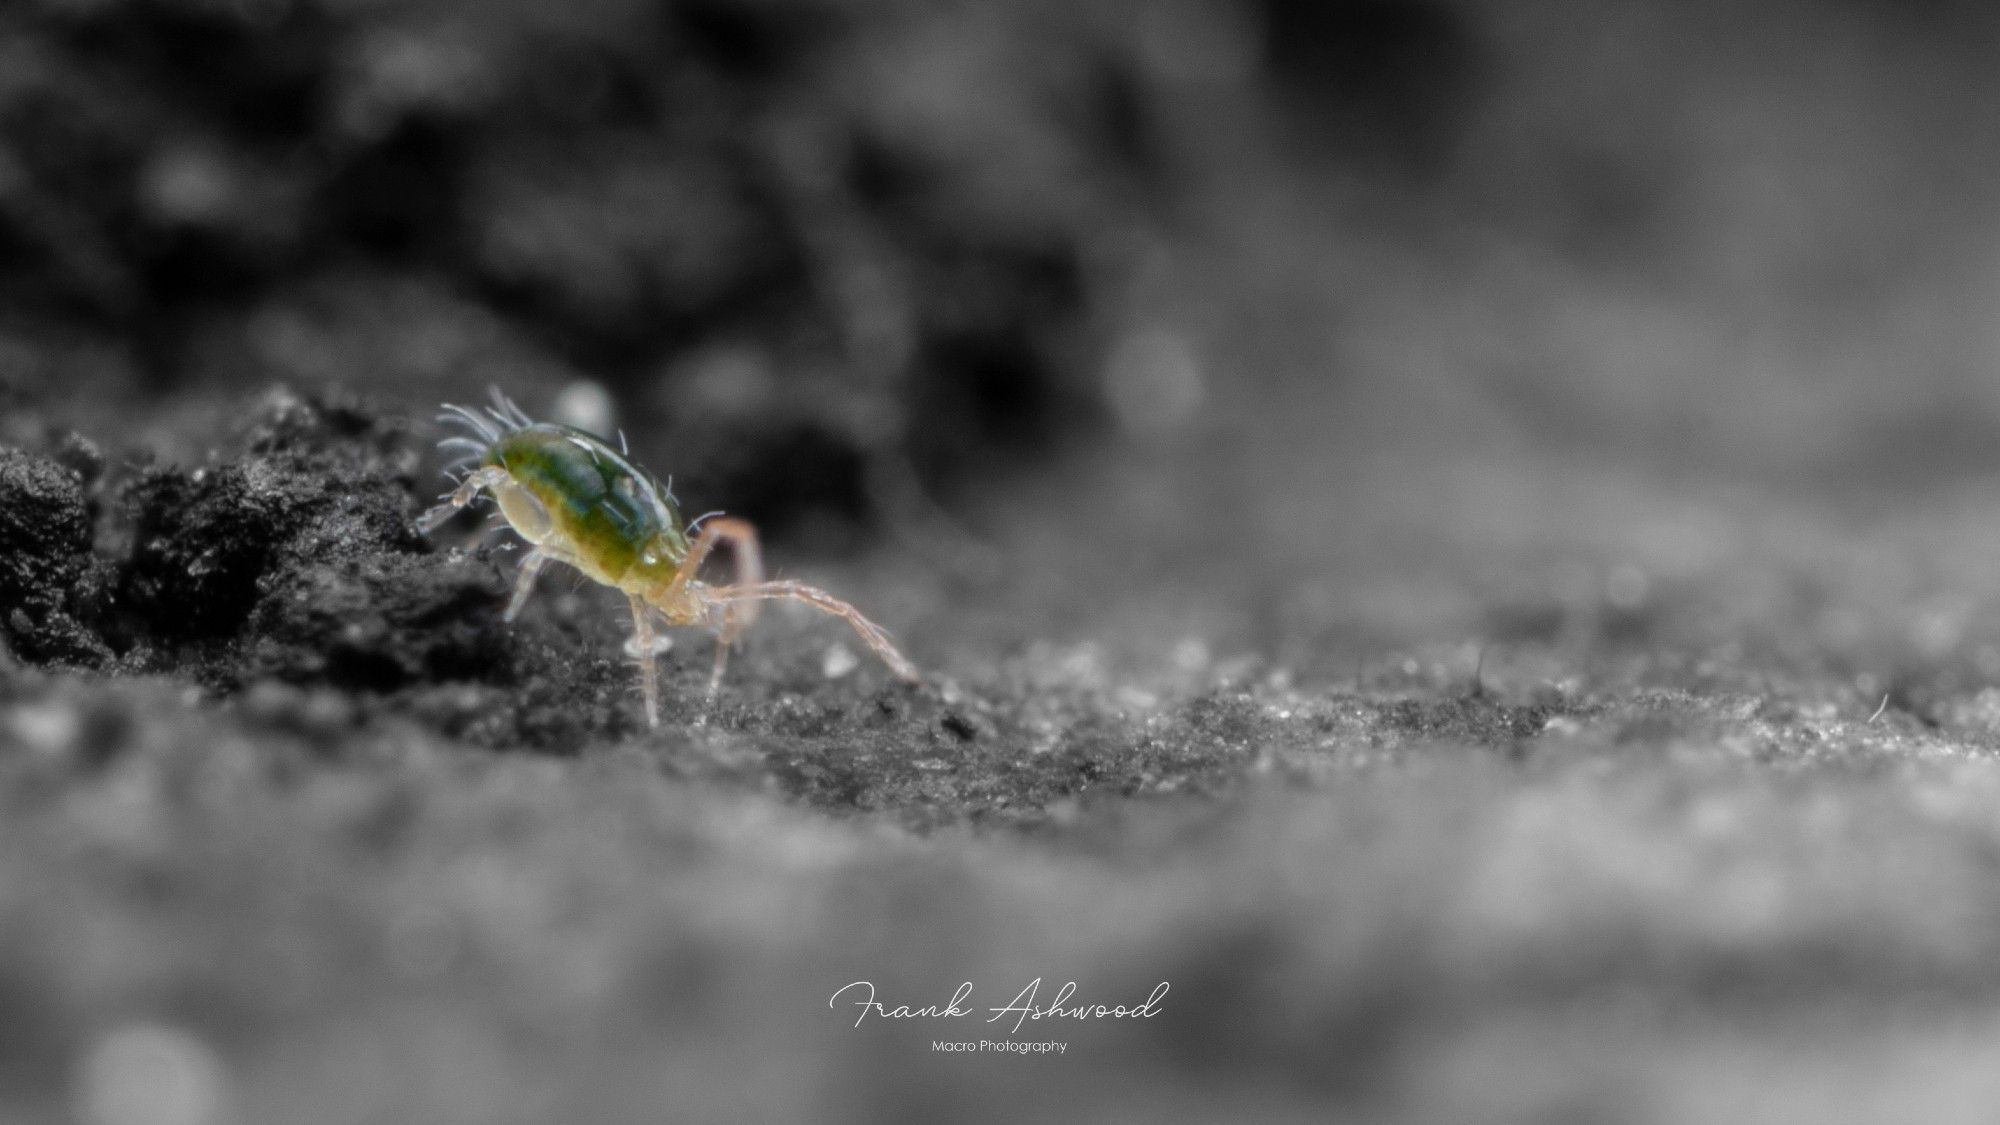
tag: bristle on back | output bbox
[486,387,534,431]
[437,403,500,442]
[436,388,537,458]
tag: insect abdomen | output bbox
[489,426,681,581]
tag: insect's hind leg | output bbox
[417,466,512,533]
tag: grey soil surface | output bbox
[11,3,2000,1124]
[12,381,2000,1124]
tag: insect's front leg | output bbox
[706,580,919,683]
[416,466,513,534]
[674,517,764,640]
[665,517,765,695]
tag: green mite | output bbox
[418,392,919,727]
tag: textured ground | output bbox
[8,380,2000,1125]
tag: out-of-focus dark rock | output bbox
[1,0,1204,536]
[113,392,521,692]
[0,448,110,665]
[117,392,423,645]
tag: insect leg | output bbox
[672,516,764,640]
[661,517,762,697]
[708,626,732,699]
[417,466,512,533]
[626,594,662,728]
[505,549,552,622]
[704,580,918,682]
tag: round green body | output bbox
[484,424,689,590]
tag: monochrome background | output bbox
[5,1,2000,1122]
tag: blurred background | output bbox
[9,0,2000,510]
[8,0,2000,719]
[15,4,2000,1122]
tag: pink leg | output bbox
[706,580,918,684]
[669,517,764,695]
[673,517,764,639]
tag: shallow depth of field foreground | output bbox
[8,2,2000,1123]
